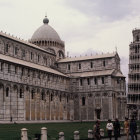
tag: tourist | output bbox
[106,119,113,140]
[130,118,137,140]
[124,117,129,140]
[93,120,100,140]
[113,118,120,140]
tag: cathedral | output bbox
[0,16,126,122]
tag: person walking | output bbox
[130,119,137,140]
[124,117,129,140]
[113,118,120,140]
[93,120,101,140]
[106,119,113,140]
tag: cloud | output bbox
[64,0,140,21]
[0,0,138,79]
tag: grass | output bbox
[0,121,139,140]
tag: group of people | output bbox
[124,117,137,140]
[93,118,137,140]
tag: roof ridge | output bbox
[59,53,116,63]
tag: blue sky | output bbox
[0,0,140,78]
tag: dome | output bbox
[31,16,61,41]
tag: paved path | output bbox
[104,134,140,140]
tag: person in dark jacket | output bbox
[130,119,137,140]
[93,120,101,140]
[113,118,120,140]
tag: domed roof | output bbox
[31,16,61,41]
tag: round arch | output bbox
[57,50,64,59]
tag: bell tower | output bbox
[128,28,140,120]
[132,29,140,42]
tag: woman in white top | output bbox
[106,119,113,140]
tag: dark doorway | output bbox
[95,109,101,119]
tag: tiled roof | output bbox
[0,31,55,55]
[58,53,116,63]
[67,69,115,77]
[0,54,67,77]
[114,71,125,77]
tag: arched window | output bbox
[31,90,34,99]
[90,62,93,68]
[102,77,104,84]
[38,55,40,62]
[103,60,105,67]
[80,79,83,86]
[20,89,23,98]
[79,63,81,69]
[30,52,33,60]
[22,49,25,58]
[51,94,53,101]
[21,68,24,76]
[136,36,139,41]
[67,96,69,103]
[50,41,52,46]
[60,95,62,102]
[14,47,18,55]
[58,50,64,58]
[82,97,86,106]
[41,92,44,100]
[87,78,90,85]
[68,64,71,70]
[8,64,11,73]
[94,77,97,85]
[6,44,9,53]
[15,66,17,74]
[1,62,3,71]
[6,87,9,97]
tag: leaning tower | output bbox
[128,28,140,120]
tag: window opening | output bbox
[82,97,86,106]
[87,78,90,85]
[80,79,83,86]
[79,63,81,69]
[102,77,104,84]
[6,87,9,97]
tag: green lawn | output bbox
[0,121,139,140]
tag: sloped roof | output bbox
[58,53,117,63]
[113,71,125,77]
[0,31,55,55]
[0,54,67,77]
[67,69,115,78]
[67,69,125,78]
